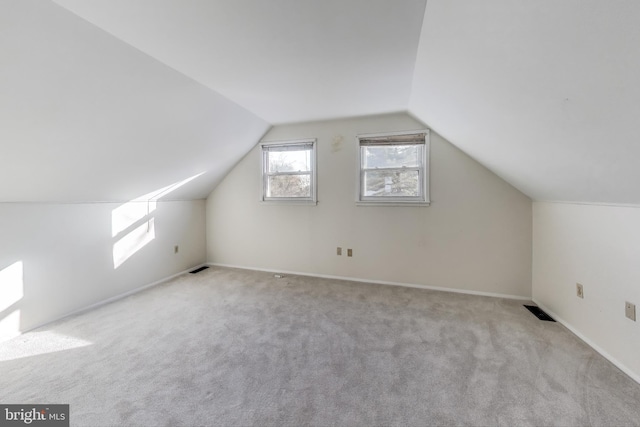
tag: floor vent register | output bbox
[524,305,556,322]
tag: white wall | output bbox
[207,113,532,298]
[0,200,206,341]
[533,202,640,382]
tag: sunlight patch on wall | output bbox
[0,261,23,313]
[0,330,92,362]
[112,173,204,237]
[112,200,155,238]
[113,218,156,268]
[111,173,204,269]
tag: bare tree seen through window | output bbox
[266,148,311,198]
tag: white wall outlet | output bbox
[576,283,584,299]
[625,302,636,321]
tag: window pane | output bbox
[267,174,311,198]
[268,149,311,173]
[363,170,420,197]
[362,145,422,169]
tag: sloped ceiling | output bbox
[3,0,640,204]
[52,0,427,125]
[0,0,269,202]
[411,0,640,204]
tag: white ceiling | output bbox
[0,0,268,202]
[53,0,427,125]
[3,0,640,204]
[410,0,640,204]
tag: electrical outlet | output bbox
[347,249,353,257]
[576,283,584,299]
[625,302,636,321]
[174,245,179,254]
[337,247,342,256]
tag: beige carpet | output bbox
[1,266,639,426]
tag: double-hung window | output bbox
[357,130,429,205]
[261,139,317,203]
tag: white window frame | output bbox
[356,129,430,206]
[260,139,317,204]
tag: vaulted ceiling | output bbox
[53,0,427,125]
[2,0,639,204]
[410,0,640,204]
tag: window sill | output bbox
[356,201,430,207]
[260,200,318,206]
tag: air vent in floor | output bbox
[524,305,555,322]
[189,266,209,274]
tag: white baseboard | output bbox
[532,299,640,385]
[208,262,531,301]
[12,263,207,339]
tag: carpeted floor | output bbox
[1,266,639,426]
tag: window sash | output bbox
[265,173,312,199]
[357,130,429,204]
[261,140,316,202]
[265,145,312,174]
[360,145,424,170]
[360,168,424,200]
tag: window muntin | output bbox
[261,140,316,202]
[358,131,429,204]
